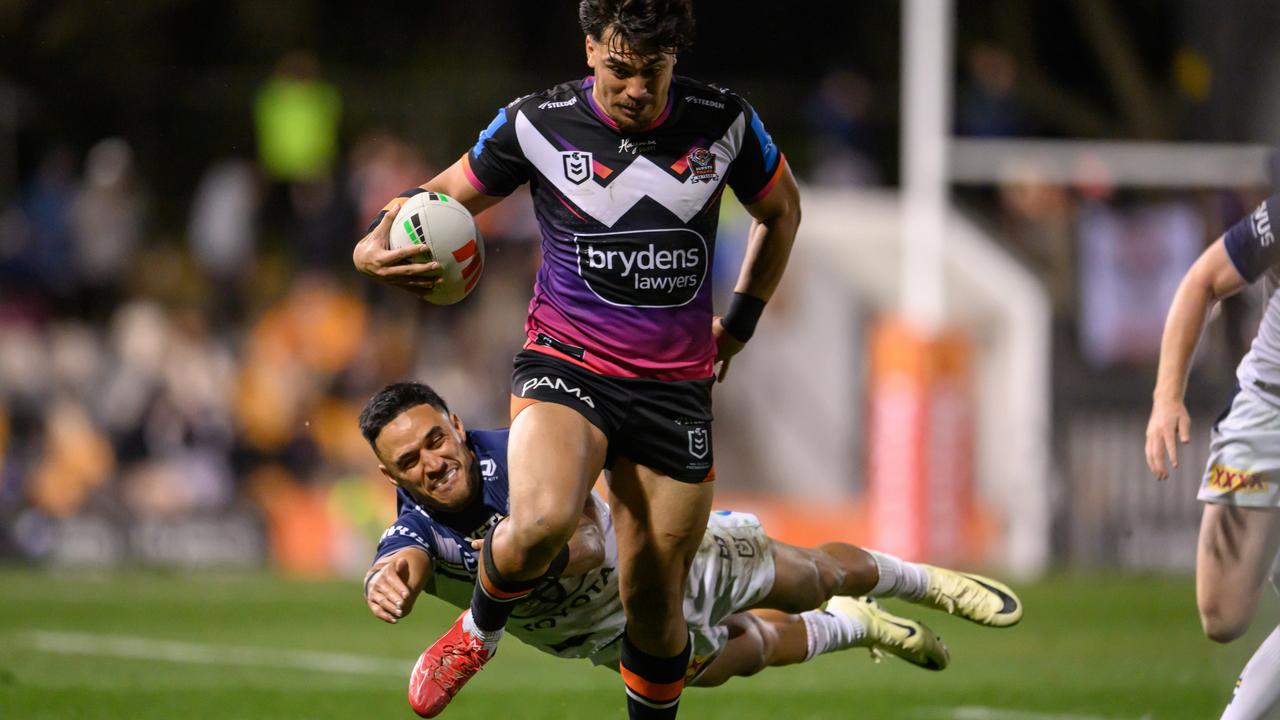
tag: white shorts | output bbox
[1199,389,1280,508]
[587,511,776,677]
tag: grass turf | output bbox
[0,569,1270,719]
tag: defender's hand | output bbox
[712,317,746,383]
[1145,397,1191,481]
[352,198,444,300]
[365,556,415,624]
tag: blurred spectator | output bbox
[803,69,881,186]
[348,131,431,228]
[957,43,1030,137]
[253,50,342,184]
[1077,200,1203,369]
[188,158,261,309]
[996,164,1077,324]
[5,145,78,308]
[70,138,147,322]
[253,51,353,271]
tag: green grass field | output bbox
[0,570,1271,719]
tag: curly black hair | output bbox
[358,382,451,448]
[578,0,695,57]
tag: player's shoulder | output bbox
[674,76,755,117]
[506,79,586,116]
[379,494,440,554]
[467,428,510,457]
[467,428,511,480]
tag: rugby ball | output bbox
[388,192,484,305]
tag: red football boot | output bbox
[407,612,495,718]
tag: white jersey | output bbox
[403,500,775,668]
[1225,196,1280,404]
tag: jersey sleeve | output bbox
[463,104,531,197]
[374,511,437,564]
[1223,195,1280,283]
[726,97,784,205]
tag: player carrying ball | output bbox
[359,383,1024,713]
[354,2,803,717]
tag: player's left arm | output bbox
[715,161,802,381]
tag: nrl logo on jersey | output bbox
[562,150,593,185]
[687,147,718,183]
[1253,202,1275,246]
[618,138,657,155]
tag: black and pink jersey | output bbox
[463,75,785,381]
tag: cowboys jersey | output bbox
[462,75,784,381]
[1223,194,1280,402]
[375,428,626,660]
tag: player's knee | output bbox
[774,557,830,614]
[1199,599,1251,643]
[737,616,773,677]
[813,558,845,602]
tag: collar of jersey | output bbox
[581,76,673,133]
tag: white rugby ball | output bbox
[388,191,484,305]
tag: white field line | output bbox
[924,707,1152,720]
[22,630,407,677]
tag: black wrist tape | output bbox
[721,292,766,342]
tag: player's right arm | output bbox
[1145,197,1280,479]
[354,102,530,300]
[364,546,433,624]
[352,159,504,300]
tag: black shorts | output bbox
[510,350,714,483]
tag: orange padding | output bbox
[620,665,684,703]
[478,570,533,601]
[509,394,540,423]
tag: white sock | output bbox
[800,609,866,661]
[1221,625,1280,720]
[461,610,503,654]
[867,550,929,601]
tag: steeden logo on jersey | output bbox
[1253,202,1275,246]
[539,96,578,110]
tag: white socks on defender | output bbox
[867,550,929,601]
[462,610,504,654]
[800,609,866,661]
[1221,625,1280,720]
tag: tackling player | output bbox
[359,382,1024,714]
[1146,194,1280,719]
[354,2,801,718]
